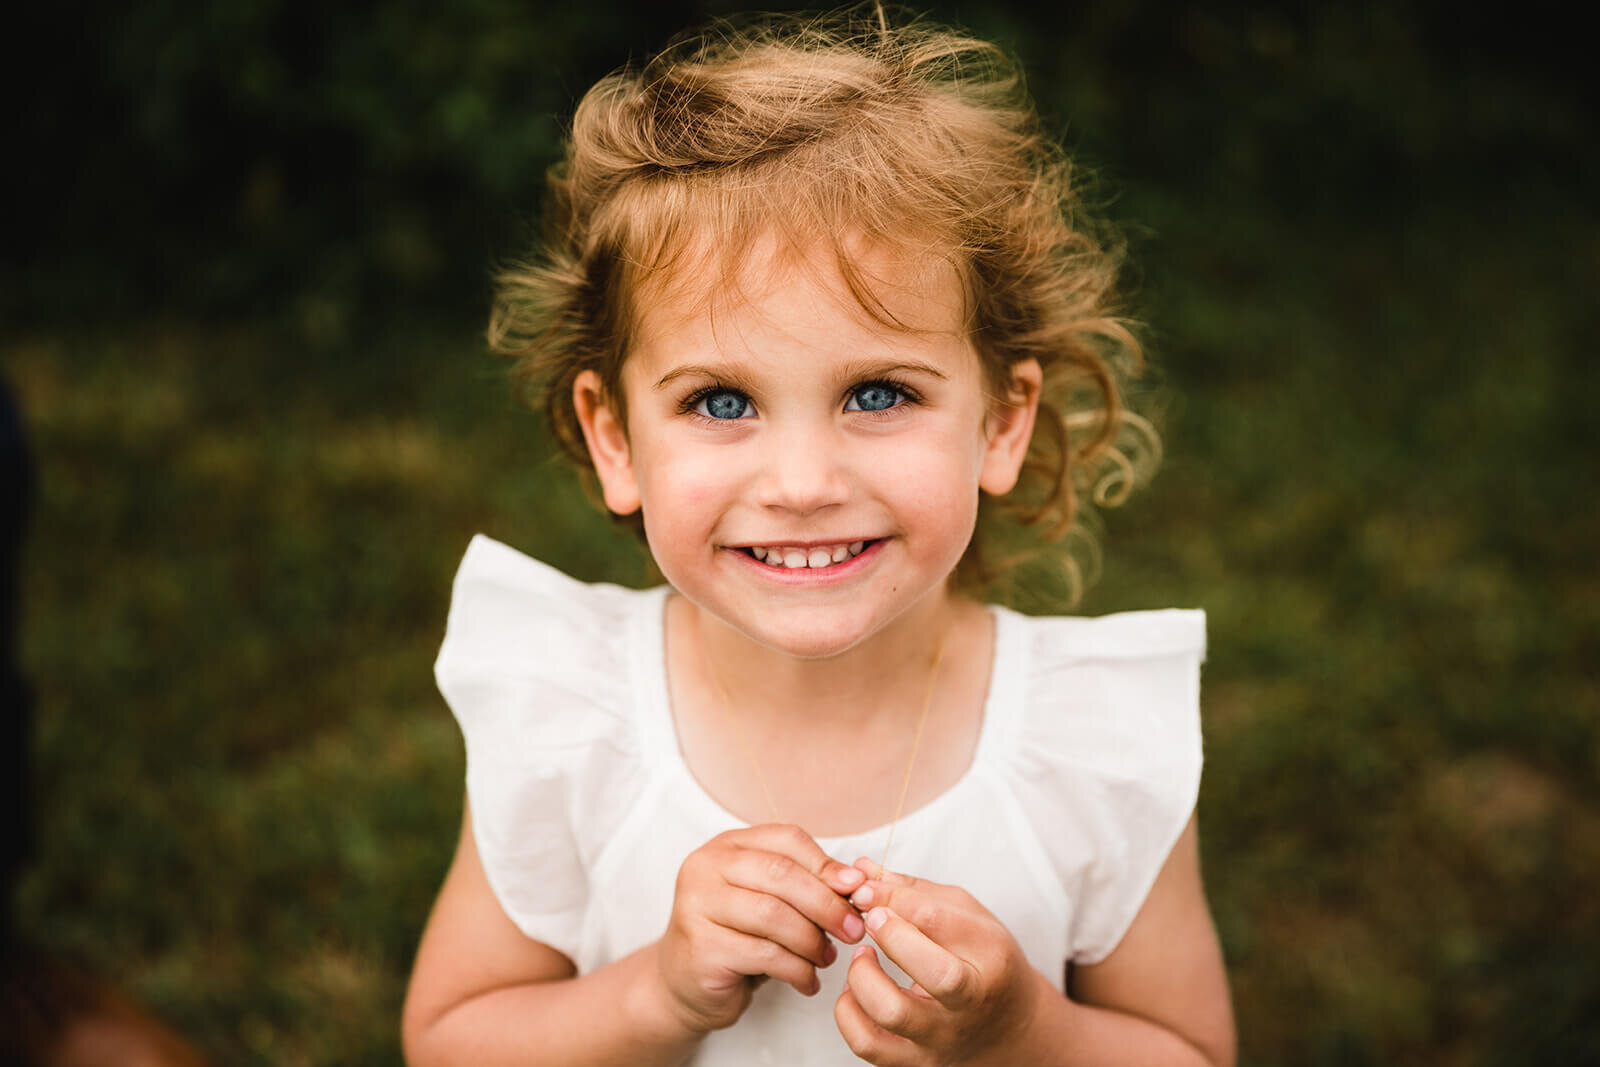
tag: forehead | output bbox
[629,228,972,363]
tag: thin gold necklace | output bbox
[699,616,950,878]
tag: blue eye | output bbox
[845,383,904,412]
[695,389,752,420]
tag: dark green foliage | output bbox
[7,2,1596,1063]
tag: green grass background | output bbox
[6,2,1597,1064]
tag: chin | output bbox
[768,632,865,661]
[744,604,903,660]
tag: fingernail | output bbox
[837,866,865,888]
[866,907,889,933]
[842,913,864,941]
[822,941,838,966]
[852,945,873,961]
[850,884,875,908]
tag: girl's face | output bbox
[575,237,1040,660]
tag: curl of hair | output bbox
[489,7,1158,604]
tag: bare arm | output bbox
[401,800,701,1067]
[833,813,1233,1066]
[403,800,868,1066]
[1028,813,1236,1066]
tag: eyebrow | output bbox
[653,364,737,390]
[653,359,951,390]
[843,359,952,383]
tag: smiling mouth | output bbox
[740,540,876,570]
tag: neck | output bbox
[682,585,965,732]
[663,583,995,839]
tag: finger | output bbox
[714,886,835,967]
[711,924,822,996]
[835,953,925,1065]
[860,905,977,1009]
[740,824,868,896]
[723,831,866,943]
[844,943,938,1040]
[851,857,923,887]
[850,879,982,948]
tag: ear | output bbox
[572,370,641,515]
[979,358,1043,496]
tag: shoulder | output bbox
[437,535,650,681]
[434,535,661,744]
[432,535,666,823]
[1014,606,1205,676]
[1005,606,1205,764]
[432,537,665,948]
[994,605,1208,962]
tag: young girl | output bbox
[403,11,1233,1066]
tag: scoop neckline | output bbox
[627,588,1025,850]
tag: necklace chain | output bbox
[701,618,950,878]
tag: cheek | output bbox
[876,435,984,531]
[901,417,988,489]
[633,447,736,529]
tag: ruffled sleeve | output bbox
[1007,609,1205,965]
[433,535,651,964]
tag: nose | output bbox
[751,419,850,515]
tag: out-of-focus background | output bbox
[4,1,1595,1064]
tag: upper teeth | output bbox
[750,542,868,568]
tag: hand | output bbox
[834,861,1051,1066]
[655,824,869,1035]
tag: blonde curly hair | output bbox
[489,7,1157,602]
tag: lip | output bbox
[726,537,881,551]
[725,537,887,582]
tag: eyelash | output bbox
[678,384,749,422]
[846,378,921,416]
[679,378,921,422]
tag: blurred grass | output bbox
[7,2,1599,1064]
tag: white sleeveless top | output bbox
[436,535,1205,1066]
